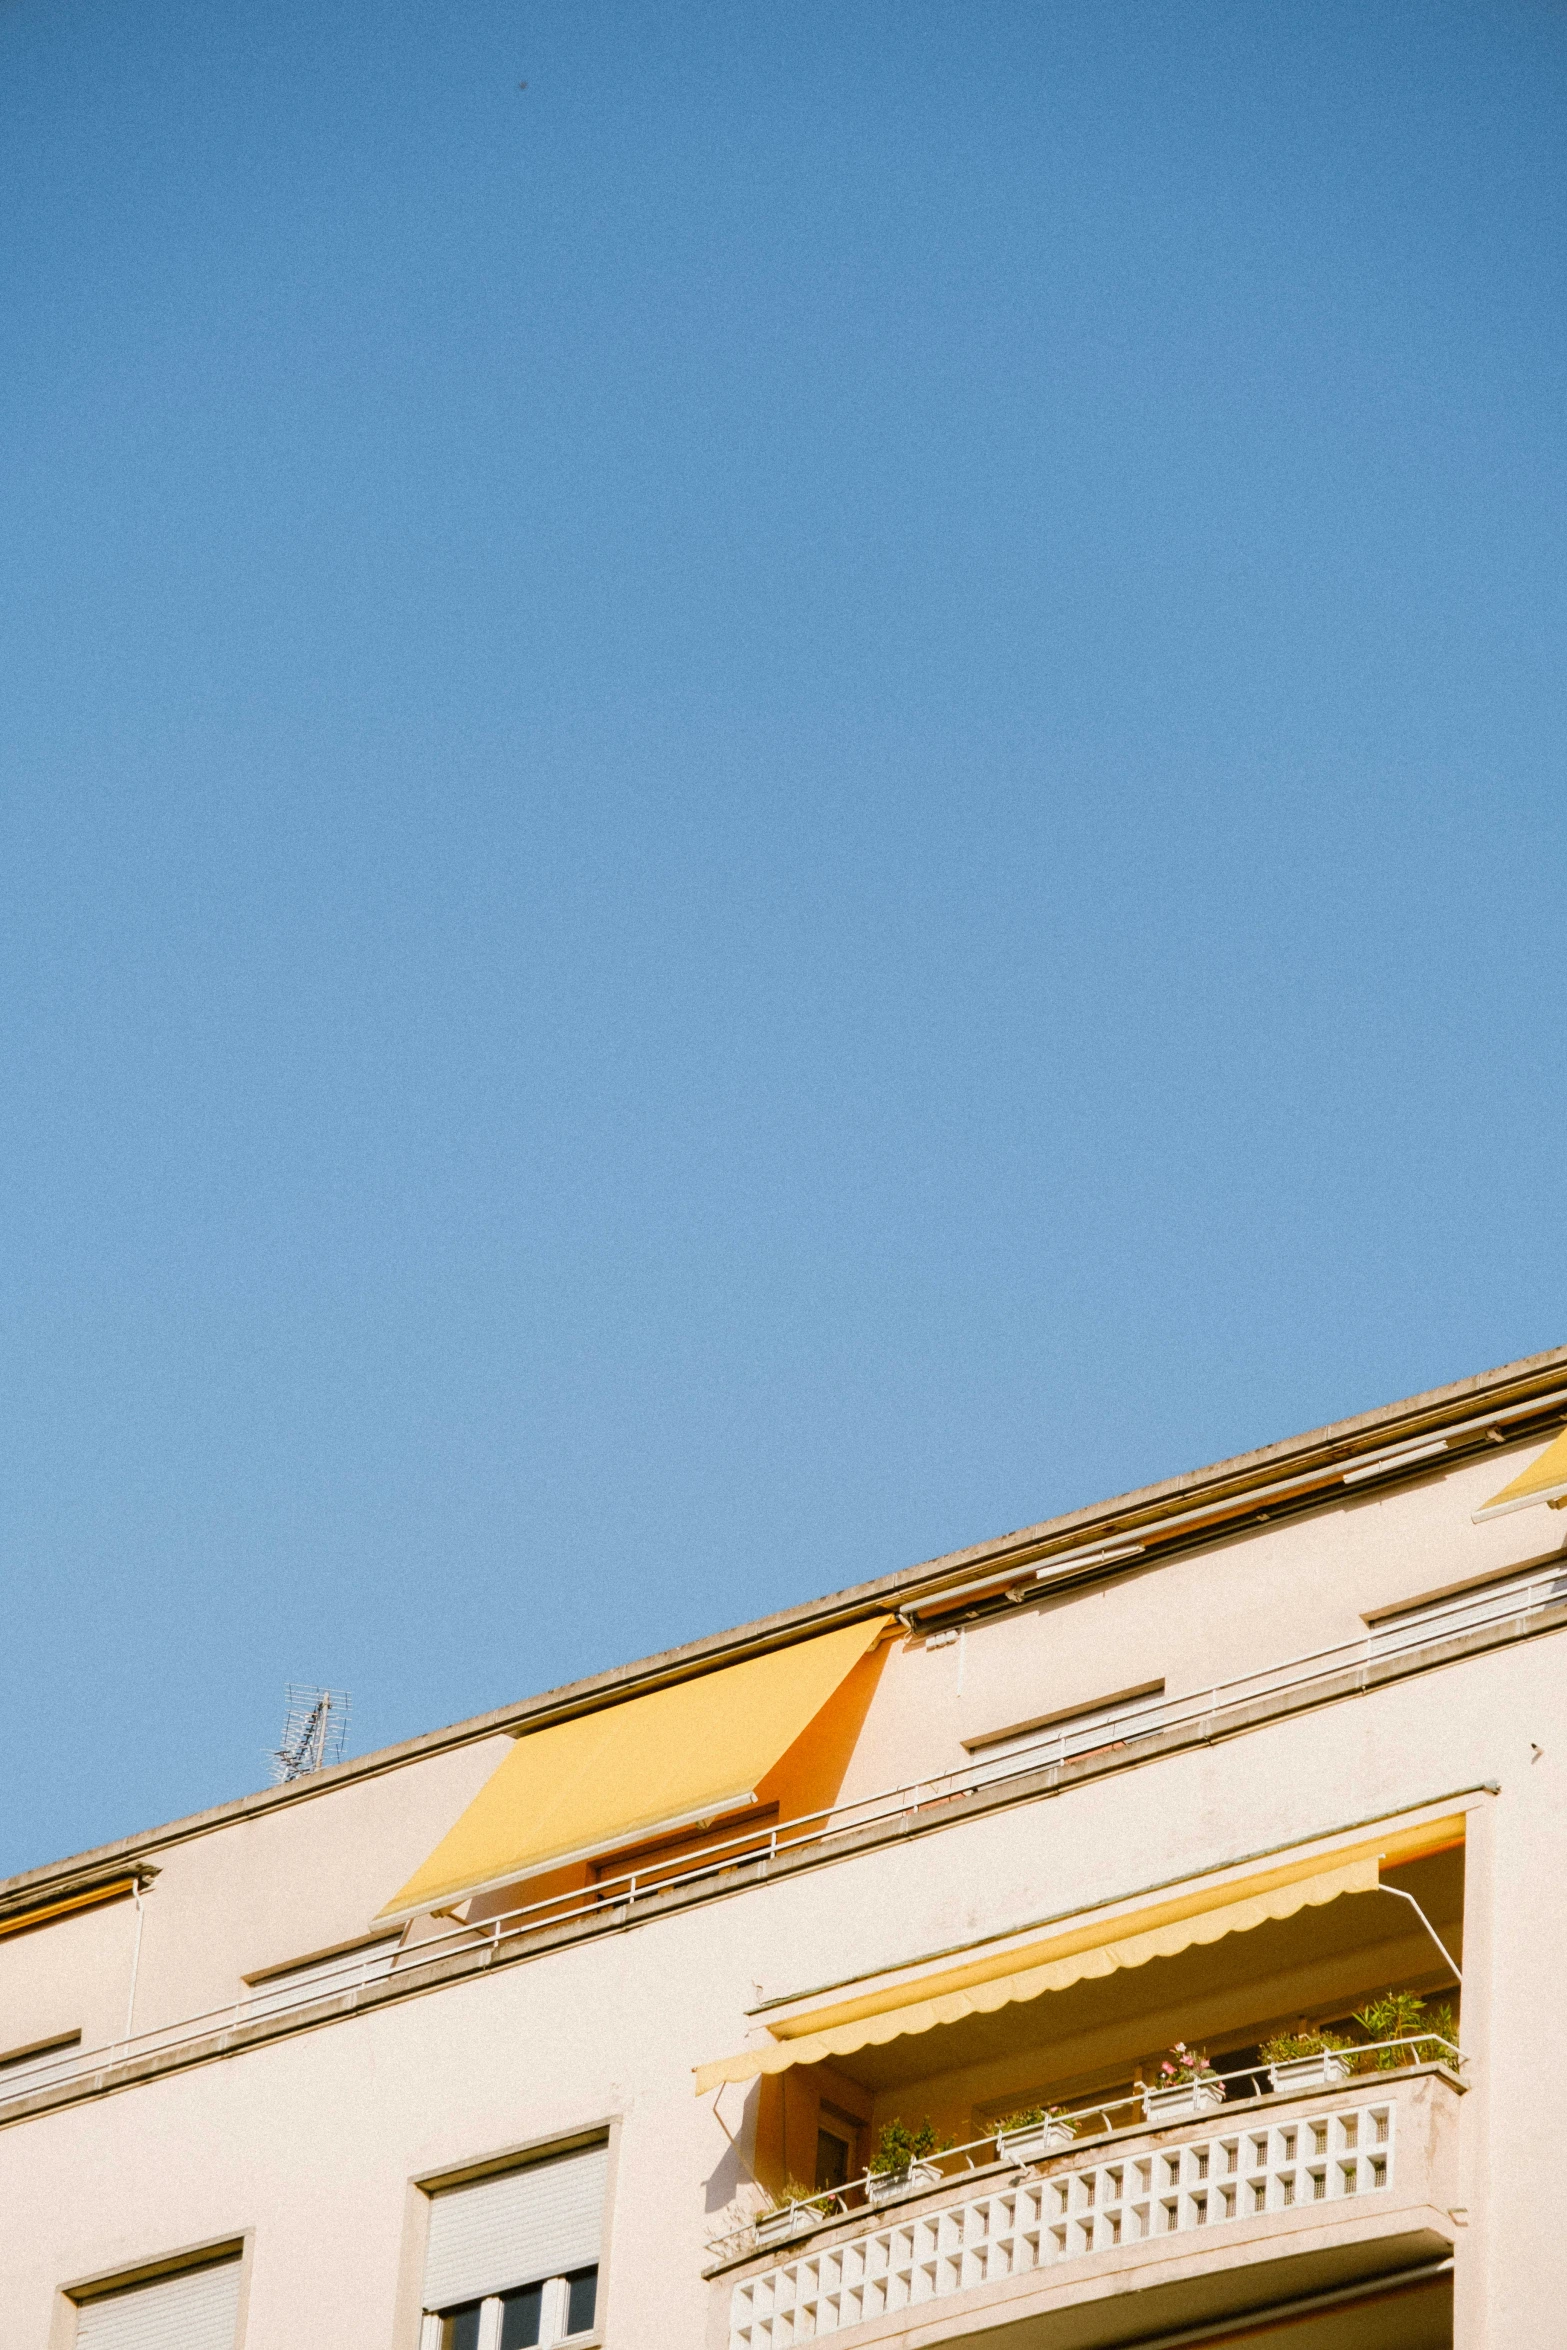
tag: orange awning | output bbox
[379,1616,891,1921]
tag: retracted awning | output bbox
[378,1615,892,1922]
[1472,1426,1567,1521]
[693,1852,1381,2092]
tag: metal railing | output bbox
[0,1934,416,2105]
[0,1549,1538,2112]
[705,2037,1462,2261]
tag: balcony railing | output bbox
[721,2055,1463,2350]
[0,1542,1532,2114]
[704,2037,1460,2263]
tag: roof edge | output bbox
[4,1340,1564,1901]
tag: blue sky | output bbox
[2,0,1564,1874]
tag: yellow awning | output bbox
[693,1853,1381,2092]
[378,1615,891,1922]
[1472,1426,1567,1521]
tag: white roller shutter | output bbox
[242,1936,400,2021]
[424,2144,607,2311]
[75,2260,241,2350]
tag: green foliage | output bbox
[1352,1990,1461,2070]
[1420,2001,1460,2060]
[760,2178,819,2217]
[1258,2027,1353,2066]
[1354,1989,1426,2041]
[869,2117,950,2175]
[994,2105,1059,2135]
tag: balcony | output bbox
[716,2059,1461,2350]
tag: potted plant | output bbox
[865,2118,949,2206]
[1141,2043,1226,2123]
[1259,2027,1354,2095]
[994,2104,1076,2163]
[754,2181,831,2247]
[1352,1990,1459,2070]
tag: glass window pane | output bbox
[498,2283,544,2349]
[564,2266,598,2335]
[438,2304,483,2350]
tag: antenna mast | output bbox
[270,1685,350,1784]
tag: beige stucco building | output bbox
[7,1344,1567,2350]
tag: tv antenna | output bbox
[270,1685,350,1784]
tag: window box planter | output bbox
[755,2202,828,2248]
[866,2160,944,2207]
[1142,2078,1226,2124]
[996,2118,1076,2164]
[1266,2050,1352,2096]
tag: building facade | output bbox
[5,1346,1567,2350]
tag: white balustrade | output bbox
[729,2096,1395,2349]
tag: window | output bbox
[432,2268,597,2347]
[966,1681,1167,1777]
[241,1934,400,2021]
[74,2257,241,2350]
[0,2030,81,2102]
[587,1805,781,1902]
[815,2129,851,2193]
[1364,1562,1567,1656]
[422,2142,607,2350]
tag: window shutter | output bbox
[75,2261,241,2350]
[423,2144,607,2311]
[0,2034,81,2100]
[1368,1565,1567,1656]
[243,1937,400,2020]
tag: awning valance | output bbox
[693,1853,1381,2092]
[1472,1426,1567,1521]
[378,1615,891,1922]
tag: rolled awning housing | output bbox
[378,1615,891,1922]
